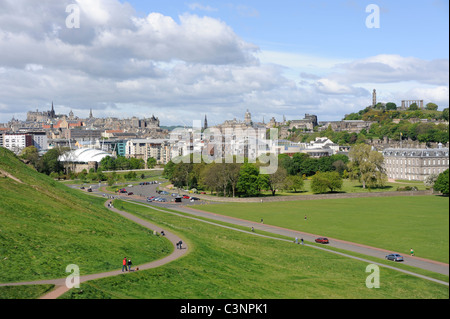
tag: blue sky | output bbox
[0,0,448,125]
[126,0,449,60]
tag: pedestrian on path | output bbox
[300,238,304,245]
[122,257,128,272]
[294,237,298,244]
[410,248,415,256]
[128,259,133,271]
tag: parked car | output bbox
[127,192,134,196]
[190,197,200,200]
[80,186,85,190]
[385,253,404,262]
[171,193,178,197]
[183,195,190,199]
[175,196,183,202]
[87,188,92,192]
[315,237,329,244]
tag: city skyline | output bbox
[0,0,448,126]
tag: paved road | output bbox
[0,201,188,299]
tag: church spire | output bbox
[50,101,55,118]
[204,114,208,130]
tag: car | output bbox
[315,237,329,244]
[190,197,200,200]
[171,193,178,197]
[183,195,190,199]
[87,188,92,192]
[127,192,134,196]
[385,253,404,262]
[80,186,85,190]
[175,196,183,202]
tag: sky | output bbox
[0,0,448,126]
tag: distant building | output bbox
[2,133,33,153]
[125,138,172,164]
[318,120,374,133]
[382,146,449,181]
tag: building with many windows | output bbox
[382,146,449,181]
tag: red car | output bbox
[183,195,190,199]
[315,237,329,244]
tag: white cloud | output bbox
[0,1,447,125]
[188,3,218,12]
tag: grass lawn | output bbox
[0,148,173,287]
[260,179,428,196]
[195,196,449,263]
[59,200,448,299]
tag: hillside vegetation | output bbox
[0,147,172,284]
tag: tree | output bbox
[408,103,419,111]
[263,166,287,196]
[37,148,64,175]
[20,145,39,167]
[434,169,449,195]
[163,160,176,180]
[385,102,397,110]
[442,108,449,121]
[310,171,343,193]
[284,175,304,192]
[347,144,387,189]
[425,102,438,111]
[200,163,221,195]
[236,163,260,197]
[147,157,157,168]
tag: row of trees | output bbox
[99,156,156,171]
[163,144,387,196]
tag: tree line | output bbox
[163,145,388,197]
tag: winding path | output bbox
[0,201,188,299]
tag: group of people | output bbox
[122,257,133,272]
[294,237,304,245]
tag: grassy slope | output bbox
[60,200,448,299]
[0,148,173,286]
[195,196,449,263]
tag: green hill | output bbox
[0,147,172,285]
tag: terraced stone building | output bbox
[382,145,449,181]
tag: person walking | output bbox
[122,257,128,272]
[127,259,133,271]
[410,248,415,256]
[300,238,304,245]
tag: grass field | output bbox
[0,148,173,287]
[195,196,449,263]
[1,147,448,299]
[58,200,448,299]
